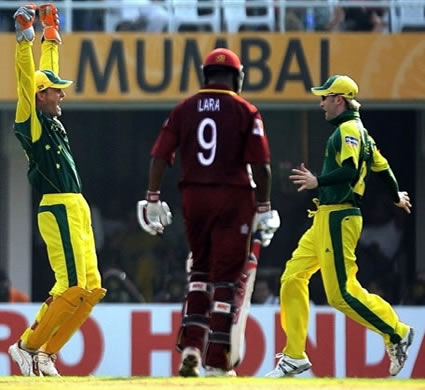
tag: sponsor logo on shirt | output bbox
[345,136,359,146]
[252,118,264,136]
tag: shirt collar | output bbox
[200,83,233,92]
[329,110,360,127]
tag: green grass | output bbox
[0,377,425,390]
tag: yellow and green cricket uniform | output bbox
[280,110,409,359]
[15,39,102,349]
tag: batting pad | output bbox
[25,286,91,350]
[43,287,106,354]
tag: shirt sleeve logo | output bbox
[345,135,359,146]
[252,118,264,136]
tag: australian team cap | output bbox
[311,75,358,99]
[35,69,73,92]
[203,48,242,71]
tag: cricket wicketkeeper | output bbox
[8,2,106,376]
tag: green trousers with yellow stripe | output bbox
[280,202,409,359]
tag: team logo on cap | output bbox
[215,54,226,63]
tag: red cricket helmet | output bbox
[203,48,242,71]
[202,48,245,94]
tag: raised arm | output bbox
[39,3,62,73]
[14,5,37,125]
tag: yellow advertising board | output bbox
[2,33,425,102]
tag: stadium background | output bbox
[0,28,424,377]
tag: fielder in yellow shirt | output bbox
[8,3,106,376]
[267,75,413,378]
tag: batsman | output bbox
[138,48,280,376]
[8,3,106,376]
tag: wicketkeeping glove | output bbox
[253,202,280,247]
[39,3,62,44]
[13,4,37,42]
[137,191,172,236]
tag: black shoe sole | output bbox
[178,357,200,377]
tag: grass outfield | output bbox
[0,377,425,390]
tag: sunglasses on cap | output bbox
[321,93,344,101]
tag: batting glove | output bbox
[39,3,62,44]
[137,191,172,236]
[13,4,37,42]
[253,202,280,247]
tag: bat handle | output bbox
[251,230,262,259]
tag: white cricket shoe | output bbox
[387,327,414,376]
[8,342,42,376]
[178,347,201,377]
[35,352,60,376]
[204,366,237,377]
[265,353,312,378]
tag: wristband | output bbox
[256,201,271,213]
[146,190,160,203]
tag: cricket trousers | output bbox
[178,184,255,369]
[279,202,410,359]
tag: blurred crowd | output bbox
[0,0,424,34]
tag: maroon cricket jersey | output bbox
[151,84,271,187]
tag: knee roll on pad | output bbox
[86,287,107,306]
[183,280,213,318]
[183,276,213,317]
[184,272,212,303]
